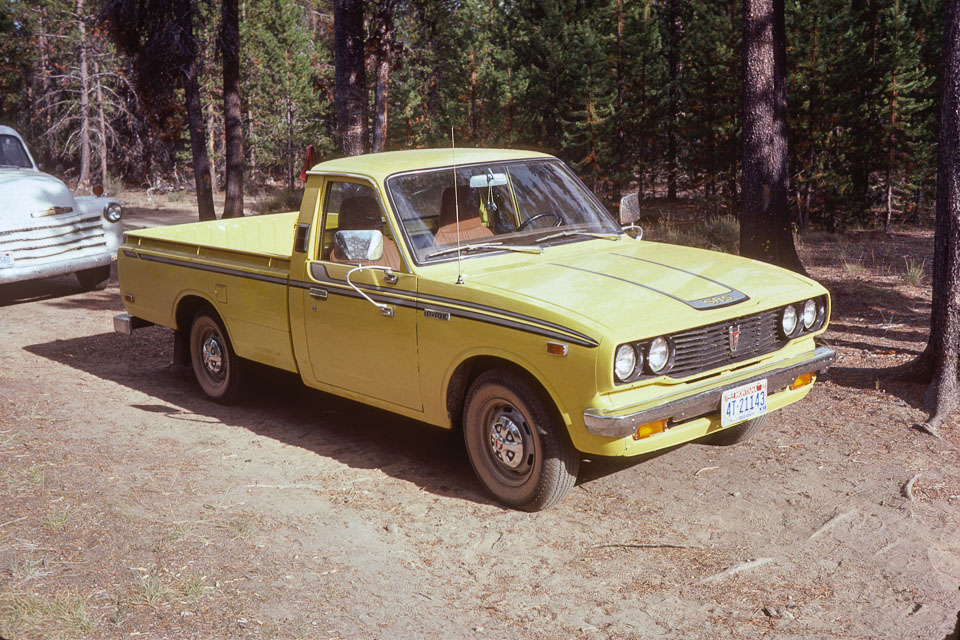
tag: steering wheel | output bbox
[517,211,562,231]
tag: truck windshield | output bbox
[0,135,33,169]
[386,159,621,264]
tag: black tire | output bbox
[76,265,110,291]
[189,311,244,404]
[463,369,579,511]
[701,414,769,446]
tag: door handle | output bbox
[309,287,328,300]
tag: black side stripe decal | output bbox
[610,253,749,309]
[132,252,599,348]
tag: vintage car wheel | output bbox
[189,311,244,404]
[463,370,579,511]
[701,414,769,446]
[75,265,110,291]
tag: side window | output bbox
[319,181,384,261]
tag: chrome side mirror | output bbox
[334,229,383,263]
[619,192,640,225]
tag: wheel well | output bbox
[446,356,558,431]
[173,296,219,367]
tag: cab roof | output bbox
[307,148,554,183]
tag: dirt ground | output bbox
[1,200,958,639]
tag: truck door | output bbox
[296,178,422,411]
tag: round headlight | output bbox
[647,336,671,374]
[815,299,827,329]
[614,344,639,382]
[802,299,817,329]
[781,305,799,337]
[103,202,122,223]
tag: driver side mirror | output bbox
[334,229,384,263]
[619,193,640,225]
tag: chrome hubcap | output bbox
[489,415,525,470]
[201,334,224,376]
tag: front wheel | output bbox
[76,265,110,291]
[189,311,244,404]
[701,414,769,446]
[463,370,579,511]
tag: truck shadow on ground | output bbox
[24,327,661,508]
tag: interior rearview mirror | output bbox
[469,172,508,188]
[619,192,640,225]
[334,230,384,263]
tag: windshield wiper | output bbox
[426,241,543,259]
[535,229,621,244]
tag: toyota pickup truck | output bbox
[115,148,834,511]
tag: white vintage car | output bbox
[0,125,123,290]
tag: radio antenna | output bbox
[451,126,464,285]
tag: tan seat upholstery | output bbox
[434,186,494,246]
[328,195,402,270]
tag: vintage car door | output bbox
[298,177,422,411]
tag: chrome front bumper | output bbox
[583,346,836,438]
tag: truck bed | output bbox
[127,211,298,257]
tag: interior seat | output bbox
[328,195,402,270]
[434,186,494,246]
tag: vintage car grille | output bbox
[0,214,106,263]
[668,308,785,379]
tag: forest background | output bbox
[0,0,945,230]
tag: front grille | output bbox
[0,214,106,264]
[668,309,785,379]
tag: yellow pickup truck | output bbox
[115,148,834,510]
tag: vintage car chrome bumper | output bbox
[113,312,154,335]
[583,346,836,438]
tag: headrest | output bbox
[439,186,480,227]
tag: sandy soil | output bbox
[0,210,958,638]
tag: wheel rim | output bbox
[481,402,535,485]
[199,330,226,382]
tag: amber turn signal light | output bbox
[633,419,667,440]
[790,373,814,390]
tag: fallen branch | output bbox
[590,543,702,550]
[901,474,920,501]
[808,508,856,541]
[697,558,774,584]
[695,466,720,476]
[0,516,27,529]
[245,483,326,492]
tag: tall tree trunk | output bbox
[94,59,108,186]
[665,0,682,200]
[76,0,92,194]
[220,0,243,218]
[334,0,368,156]
[740,0,805,273]
[372,0,394,153]
[904,0,960,433]
[207,103,217,192]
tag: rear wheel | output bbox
[463,370,579,511]
[701,414,769,446]
[76,265,110,291]
[189,311,244,404]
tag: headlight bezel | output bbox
[103,202,122,223]
[614,343,640,382]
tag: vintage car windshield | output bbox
[386,159,621,264]
[0,135,33,169]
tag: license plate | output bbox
[721,379,767,427]
[0,253,12,268]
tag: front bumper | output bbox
[583,346,836,438]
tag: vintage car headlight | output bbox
[781,304,799,337]
[802,299,817,329]
[614,344,639,382]
[814,298,827,329]
[103,202,122,223]
[647,336,672,374]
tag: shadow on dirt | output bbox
[820,365,927,412]
[0,265,120,309]
[24,327,655,508]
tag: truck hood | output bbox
[0,169,77,231]
[467,240,824,339]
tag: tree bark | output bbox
[220,0,243,218]
[665,0,682,200]
[372,0,394,153]
[94,59,108,186]
[334,0,368,156]
[906,0,960,433]
[76,0,92,194]
[739,0,805,273]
